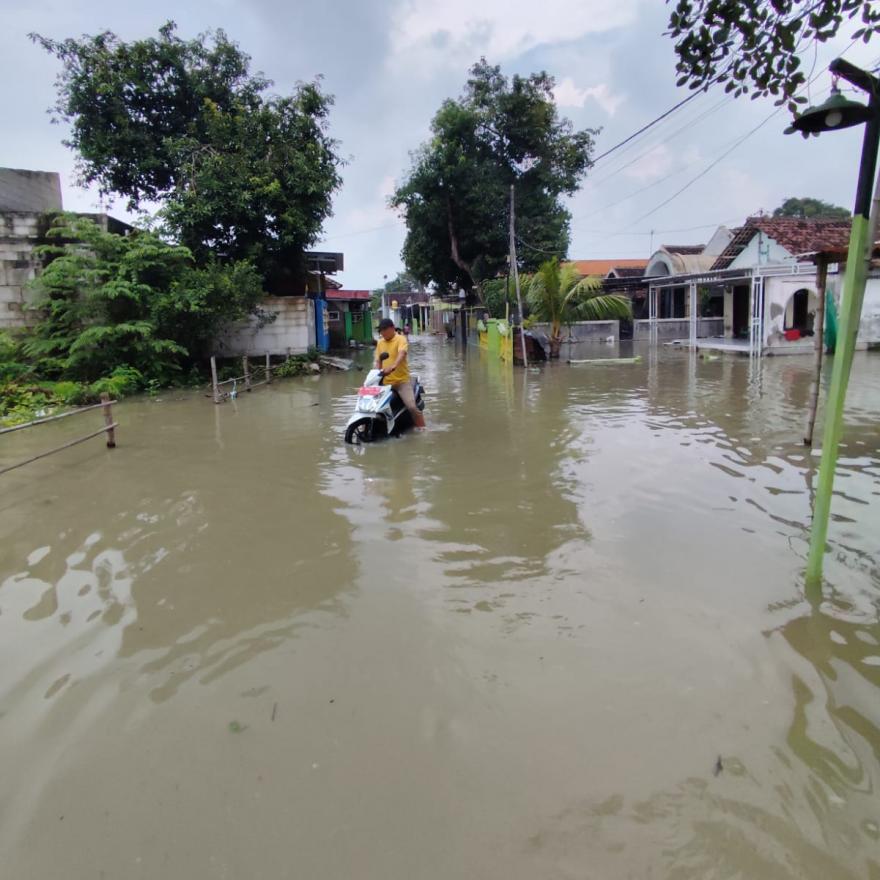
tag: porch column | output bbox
[689,282,698,349]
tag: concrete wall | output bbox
[728,234,793,270]
[530,320,620,343]
[0,212,46,330]
[859,277,880,348]
[633,317,724,340]
[215,296,316,356]
[0,169,62,213]
[762,277,818,353]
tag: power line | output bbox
[590,89,706,165]
[589,93,734,186]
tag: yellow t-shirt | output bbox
[376,333,410,384]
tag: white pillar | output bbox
[689,282,698,349]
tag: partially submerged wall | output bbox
[215,296,316,356]
[530,320,621,343]
[633,318,723,340]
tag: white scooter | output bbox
[344,352,425,443]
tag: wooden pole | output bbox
[803,257,828,446]
[243,356,251,391]
[210,356,221,404]
[509,184,528,368]
[0,422,119,476]
[100,393,116,448]
[266,352,272,384]
[0,400,117,435]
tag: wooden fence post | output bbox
[266,352,272,384]
[100,393,116,448]
[243,356,251,391]
[211,356,221,404]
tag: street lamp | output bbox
[786,58,880,584]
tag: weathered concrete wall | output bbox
[530,320,620,343]
[0,212,46,330]
[860,277,880,348]
[215,296,316,356]
[0,169,62,213]
[633,318,723,340]
[763,277,818,351]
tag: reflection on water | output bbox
[0,339,878,879]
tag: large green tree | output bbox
[773,196,850,219]
[667,0,879,111]
[32,23,342,284]
[391,60,597,301]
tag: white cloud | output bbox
[553,78,623,115]
[390,0,638,65]
[623,145,674,182]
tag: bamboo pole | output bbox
[210,356,221,404]
[100,393,116,448]
[0,400,118,435]
[509,184,528,368]
[243,356,251,391]
[803,257,828,446]
[0,423,119,477]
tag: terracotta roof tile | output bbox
[565,258,648,277]
[711,216,854,269]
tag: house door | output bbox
[732,286,750,338]
[313,298,330,352]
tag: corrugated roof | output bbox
[609,266,646,278]
[326,289,371,301]
[565,258,648,277]
[711,217,854,269]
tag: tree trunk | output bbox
[445,197,487,306]
[548,335,563,359]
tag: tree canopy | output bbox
[391,60,597,300]
[666,0,880,112]
[773,196,850,219]
[32,22,342,283]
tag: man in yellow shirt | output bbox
[376,319,426,429]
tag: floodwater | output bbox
[1,338,879,880]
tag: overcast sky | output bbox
[2,0,878,289]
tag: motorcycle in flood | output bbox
[344,353,425,444]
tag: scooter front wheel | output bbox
[344,418,375,444]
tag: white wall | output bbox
[728,234,793,270]
[854,276,880,348]
[703,226,734,257]
[215,296,315,356]
[763,278,817,349]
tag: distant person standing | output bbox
[375,319,426,429]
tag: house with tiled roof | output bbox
[564,258,648,278]
[640,215,880,355]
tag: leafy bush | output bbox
[26,214,265,385]
[274,354,319,378]
[0,331,33,382]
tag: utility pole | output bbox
[509,184,528,368]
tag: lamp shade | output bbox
[787,88,874,136]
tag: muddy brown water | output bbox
[1,339,879,879]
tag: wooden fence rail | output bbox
[0,393,118,477]
[210,356,273,403]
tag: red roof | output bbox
[565,258,648,277]
[325,289,371,301]
[712,217,854,269]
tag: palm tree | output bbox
[527,259,631,358]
